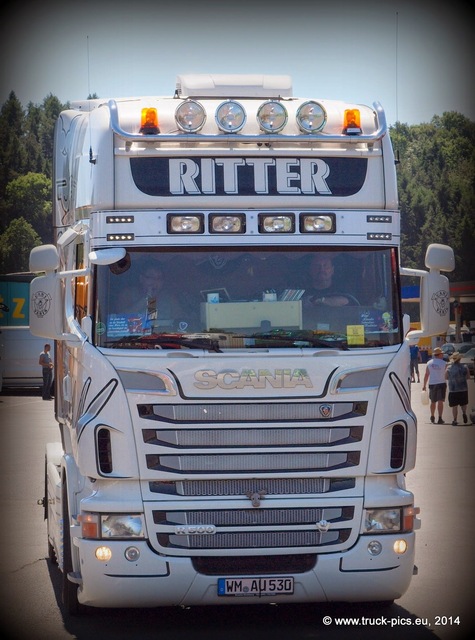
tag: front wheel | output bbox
[44,456,57,564]
[61,479,83,615]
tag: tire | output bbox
[44,456,57,564]
[61,478,83,615]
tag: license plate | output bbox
[218,576,294,597]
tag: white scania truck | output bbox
[29,74,454,614]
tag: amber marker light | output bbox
[343,108,362,135]
[140,108,160,134]
[78,513,99,538]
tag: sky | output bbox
[0,0,474,127]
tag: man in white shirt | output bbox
[422,347,447,424]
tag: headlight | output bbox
[80,512,145,539]
[102,514,144,538]
[364,506,420,533]
[364,508,401,533]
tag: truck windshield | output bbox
[94,246,402,350]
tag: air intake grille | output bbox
[97,427,113,474]
[390,423,406,469]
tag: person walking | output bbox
[422,346,447,424]
[445,352,470,426]
[39,343,53,400]
[409,343,421,383]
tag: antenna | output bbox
[394,12,400,165]
[87,35,97,164]
[87,35,92,100]
[395,12,399,126]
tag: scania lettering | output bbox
[193,368,313,389]
[29,74,454,613]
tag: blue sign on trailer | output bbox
[0,275,32,326]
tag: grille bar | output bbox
[147,451,359,473]
[138,401,366,423]
[159,529,350,549]
[154,506,351,526]
[144,426,362,448]
[149,477,358,496]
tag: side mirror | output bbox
[417,270,451,338]
[30,245,59,273]
[30,274,80,343]
[403,243,454,341]
[425,243,455,272]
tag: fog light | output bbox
[367,540,382,556]
[95,546,112,561]
[301,214,335,233]
[210,214,245,233]
[259,214,294,233]
[393,539,408,554]
[167,214,204,234]
[125,546,141,562]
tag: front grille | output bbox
[147,451,359,473]
[139,395,365,556]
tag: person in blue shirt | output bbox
[409,343,421,383]
[445,351,470,426]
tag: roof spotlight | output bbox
[257,101,288,133]
[215,101,246,133]
[175,100,206,133]
[296,101,326,133]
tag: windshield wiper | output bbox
[104,333,222,352]
[251,330,349,349]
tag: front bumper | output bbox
[74,532,416,608]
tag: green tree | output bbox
[0,91,26,197]
[4,172,52,243]
[40,94,66,172]
[392,112,475,282]
[0,217,41,273]
[23,102,46,175]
